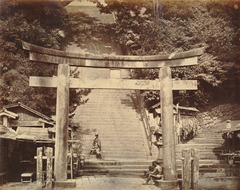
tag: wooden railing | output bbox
[135,90,153,156]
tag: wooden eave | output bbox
[0,109,18,119]
[0,125,17,140]
[38,118,55,125]
[3,102,52,121]
[151,102,199,112]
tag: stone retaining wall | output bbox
[196,104,240,128]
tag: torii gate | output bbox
[22,41,203,188]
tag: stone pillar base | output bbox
[155,180,180,190]
[54,179,76,189]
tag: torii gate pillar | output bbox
[160,66,177,183]
[54,64,70,181]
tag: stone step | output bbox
[83,134,145,140]
[175,152,223,157]
[82,149,148,157]
[192,137,223,141]
[81,155,240,176]
[188,141,223,145]
[84,164,149,170]
[84,147,146,155]
[81,129,144,134]
[84,92,133,96]
[83,138,146,143]
[83,145,147,151]
[176,154,221,160]
[79,120,141,124]
[84,125,141,129]
[176,150,223,155]
[78,107,135,111]
[77,105,136,109]
[83,159,238,167]
[81,169,144,176]
[176,159,226,165]
[87,152,149,158]
[100,153,148,158]
[176,148,223,153]
[78,119,140,123]
[196,134,223,138]
[176,146,223,150]
[83,147,148,153]
[84,159,152,165]
[82,146,223,154]
[176,144,223,149]
[80,123,142,127]
[81,165,240,177]
[85,153,222,161]
[78,114,139,118]
[78,116,140,120]
[83,132,145,136]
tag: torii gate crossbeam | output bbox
[22,41,203,189]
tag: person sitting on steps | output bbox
[89,132,102,159]
[143,159,163,185]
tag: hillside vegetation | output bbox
[0,0,239,114]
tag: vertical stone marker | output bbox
[182,149,192,190]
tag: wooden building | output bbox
[0,102,54,182]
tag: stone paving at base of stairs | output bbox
[1,176,162,190]
[2,176,240,190]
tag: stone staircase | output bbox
[73,88,240,177]
[176,120,240,177]
[73,89,152,176]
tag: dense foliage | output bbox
[93,0,240,109]
[0,0,88,116]
[1,0,239,115]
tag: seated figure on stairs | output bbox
[143,159,163,185]
[89,132,102,159]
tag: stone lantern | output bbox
[153,128,163,160]
[226,120,231,129]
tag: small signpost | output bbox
[36,147,43,189]
[46,147,53,190]
[182,148,199,190]
[23,41,203,188]
[36,147,53,189]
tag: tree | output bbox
[0,0,88,116]
[93,0,240,108]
